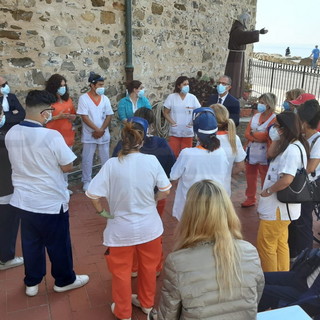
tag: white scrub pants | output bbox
[81,142,110,183]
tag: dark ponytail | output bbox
[198,133,220,152]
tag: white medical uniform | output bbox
[217,132,246,195]
[164,93,201,137]
[258,141,307,221]
[170,146,229,221]
[87,153,171,247]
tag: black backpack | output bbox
[291,248,320,279]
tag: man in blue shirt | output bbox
[310,45,320,69]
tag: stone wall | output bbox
[132,0,257,103]
[0,0,257,170]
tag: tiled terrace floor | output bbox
[1,173,319,320]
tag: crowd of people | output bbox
[0,71,320,319]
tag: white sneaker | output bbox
[111,302,131,320]
[68,189,73,195]
[53,274,89,293]
[26,284,39,297]
[82,182,90,192]
[131,294,153,314]
[0,257,24,270]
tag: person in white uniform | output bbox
[77,72,114,191]
[288,99,320,258]
[257,111,310,272]
[5,90,89,297]
[211,103,246,195]
[163,76,201,158]
[170,107,229,221]
[86,120,171,320]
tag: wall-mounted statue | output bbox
[225,12,268,99]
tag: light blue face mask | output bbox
[181,85,189,94]
[0,114,6,128]
[257,103,267,113]
[216,84,227,95]
[57,86,66,96]
[138,89,145,98]
[282,101,290,111]
[1,84,10,96]
[96,87,105,96]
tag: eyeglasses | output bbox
[217,81,230,86]
[40,107,55,114]
[1,82,8,88]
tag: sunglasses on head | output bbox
[40,107,55,114]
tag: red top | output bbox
[46,98,76,146]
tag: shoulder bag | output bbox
[277,144,313,203]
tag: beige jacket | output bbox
[157,240,264,320]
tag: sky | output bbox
[254,0,320,57]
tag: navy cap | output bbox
[88,72,105,83]
[193,107,218,135]
[127,116,148,136]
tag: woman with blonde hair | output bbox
[242,93,277,207]
[86,120,171,320]
[282,88,305,111]
[211,103,246,195]
[157,180,264,320]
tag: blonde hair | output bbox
[210,103,237,154]
[174,180,243,298]
[118,122,144,159]
[259,93,277,111]
[285,88,305,101]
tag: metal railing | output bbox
[246,59,320,110]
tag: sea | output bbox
[253,43,314,59]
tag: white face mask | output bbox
[269,125,280,141]
[43,111,52,124]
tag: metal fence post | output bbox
[301,65,306,88]
[270,62,275,92]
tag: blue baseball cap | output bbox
[127,116,148,136]
[88,72,105,83]
[193,107,218,135]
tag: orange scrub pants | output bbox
[132,200,166,274]
[244,162,268,203]
[168,136,193,158]
[106,237,162,320]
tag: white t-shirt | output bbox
[164,92,201,137]
[217,133,246,195]
[5,120,77,214]
[77,93,114,144]
[87,153,171,247]
[258,141,307,221]
[0,194,11,205]
[170,146,229,220]
[308,132,320,180]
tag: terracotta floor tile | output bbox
[7,305,50,320]
[6,286,28,313]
